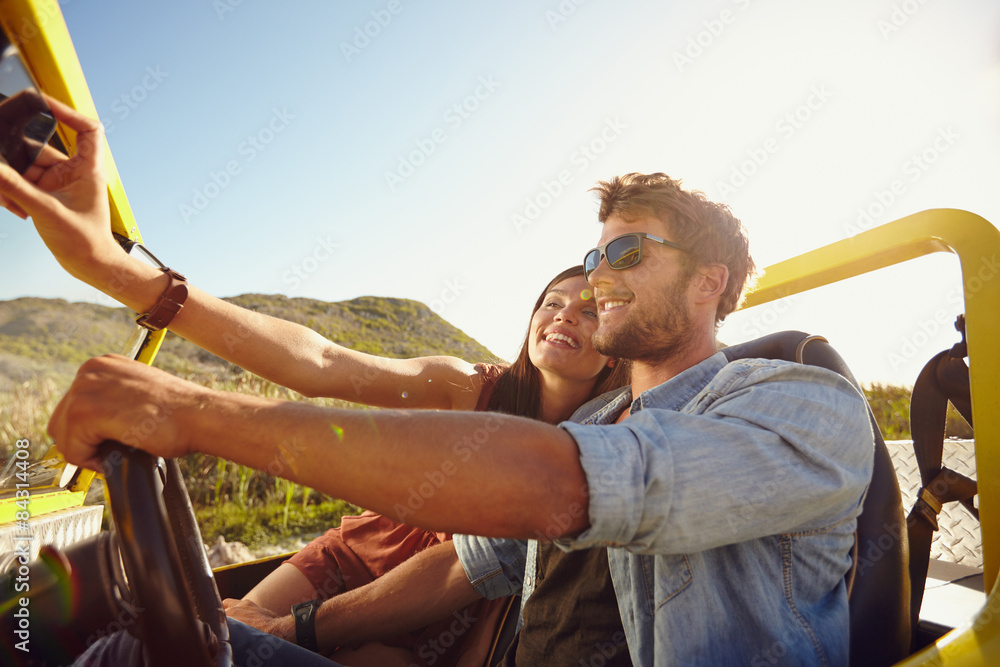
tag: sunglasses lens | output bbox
[584,249,602,279]
[607,235,642,270]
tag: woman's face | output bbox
[527,275,612,384]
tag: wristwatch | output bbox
[291,598,322,652]
[135,267,188,331]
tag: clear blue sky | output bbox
[2,0,998,385]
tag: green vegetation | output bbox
[195,498,361,551]
[863,382,972,440]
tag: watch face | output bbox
[293,599,321,651]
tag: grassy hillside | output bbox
[0,297,138,389]
[0,293,498,388]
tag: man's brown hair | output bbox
[591,172,756,323]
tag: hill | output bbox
[0,293,500,391]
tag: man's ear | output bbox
[606,358,616,368]
[691,264,728,304]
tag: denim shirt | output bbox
[455,352,874,666]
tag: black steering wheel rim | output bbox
[99,441,232,667]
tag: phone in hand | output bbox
[0,42,56,174]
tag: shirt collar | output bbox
[578,351,729,425]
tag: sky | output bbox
[1,0,998,385]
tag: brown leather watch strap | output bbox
[135,268,188,331]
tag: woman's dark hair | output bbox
[487,265,630,419]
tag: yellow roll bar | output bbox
[741,209,1000,665]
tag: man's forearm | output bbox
[193,390,590,539]
[51,356,590,537]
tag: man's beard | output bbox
[593,277,694,365]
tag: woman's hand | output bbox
[0,95,119,282]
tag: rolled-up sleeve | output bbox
[453,534,528,599]
[559,361,874,555]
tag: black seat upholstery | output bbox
[722,331,911,666]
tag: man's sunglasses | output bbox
[584,232,686,281]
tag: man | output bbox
[451,175,873,665]
[1,102,873,665]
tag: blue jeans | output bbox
[75,618,341,667]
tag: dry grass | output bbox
[1,376,68,460]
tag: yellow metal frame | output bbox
[0,0,166,519]
[740,209,1000,664]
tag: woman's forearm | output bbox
[84,254,478,408]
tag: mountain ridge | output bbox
[0,293,501,391]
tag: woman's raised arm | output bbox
[0,98,482,410]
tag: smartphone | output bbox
[0,41,56,174]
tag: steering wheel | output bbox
[99,441,232,667]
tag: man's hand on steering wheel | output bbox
[50,354,205,470]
